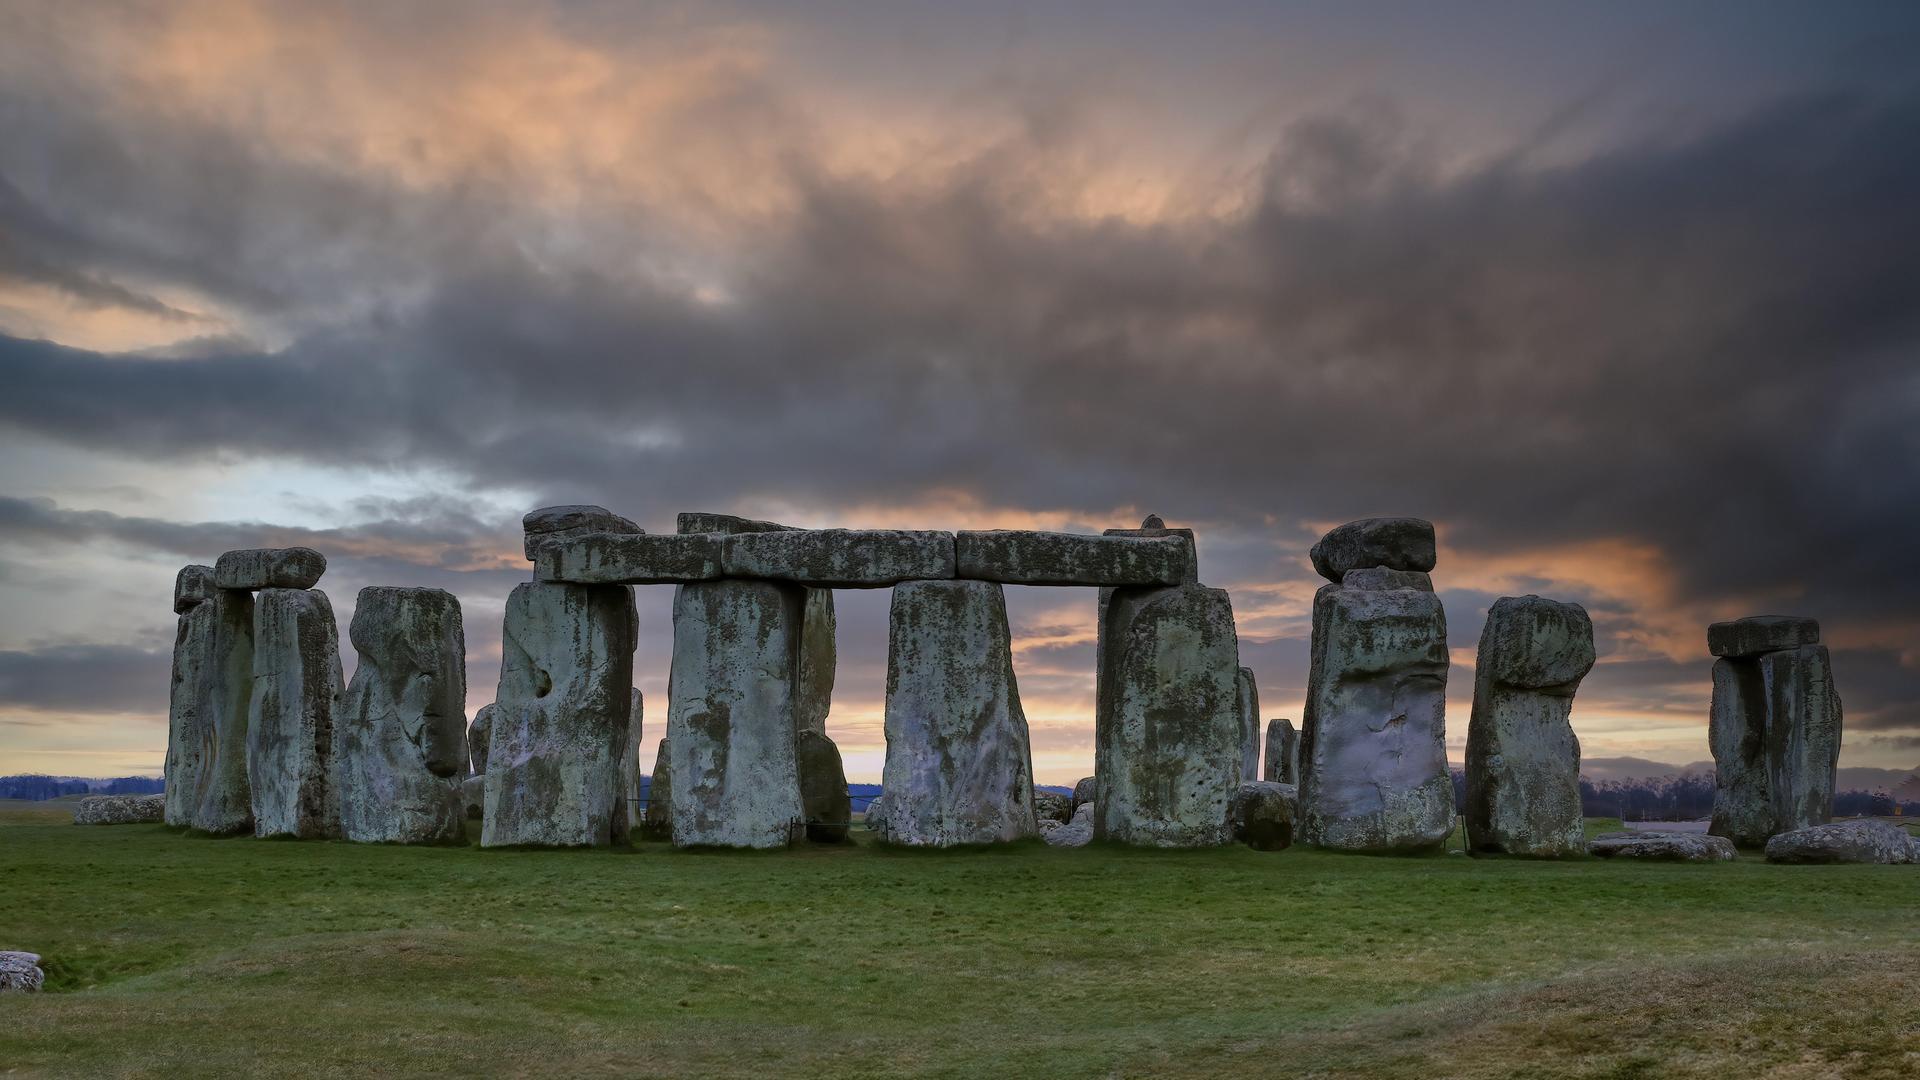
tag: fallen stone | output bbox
[1033,789,1072,825]
[1764,819,1914,864]
[536,532,724,585]
[174,564,214,613]
[1708,615,1820,659]
[1588,831,1737,862]
[881,580,1037,846]
[1465,595,1595,857]
[460,775,484,821]
[666,579,805,848]
[0,952,43,993]
[1071,776,1097,817]
[797,730,852,844]
[247,588,344,839]
[191,588,256,836]
[214,547,327,591]
[1231,782,1297,851]
[954,531,1193,587]
[1236,667,1261,782]
[722,529,956,587]
[1095,583,1241,847]
[485,582,636,847]
[73,793,164,824]
[522,504,642,561]
[468,704,494,776]
[1309,518,1437,582]
[1264,719,1299,785]
[642,737,672,841]
[336,587,469,844]
[1298,579,1453,853]
[1709,642,1842,846]
[1043,804,1094,847]
[1339,567,1434,592]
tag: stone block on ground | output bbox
[1707,615,1820,659]
[73,794,164,825]
[1231,781,1297,851]
[1764,819,1915,864]
[954,530,1193,586]
[247,588,344,839]
[1309,518,1437,582]
[722,529,956,587]
[214,547,327,591]
[1588,831,1738,862]
[1043,803,1094,847]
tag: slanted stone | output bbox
[460,775,484,821]
[1465,595,1595,857]
[1298,578,1452,853]
[247,588,344,839]
[522,504,641,561]
[1033,789,1071,824]
[468,704,494,776]
[1588,831,1737,862]
[335,587,468,844]
[190,589,255,836]
[0,952,43,993]
[667,579,805,848]
[1340,567,1434,592]
[1264,719,1299,785]
[642,737,672,841]
[1765,819,1916,864]
[174,564,214,613]
[1231,782,1297,851]
[881,580,1037,846]
[1708,615,1820,659]
[485,582,636,847]
[722,529,955,587]
[536,532,724,585]
[1095,583,1241,847]
[1309,518,1436,582]
[213,547,327,591]
[73,793,164,824]
[797,730,852,843]
[1709,637,1842,846]
[1071,775,1097,818]
[1236,667,1261,782]
[954,531,1192,586]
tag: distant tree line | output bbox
[1448,770,1915,821]
[0,774,166,800]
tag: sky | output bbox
[1,0,1917,785]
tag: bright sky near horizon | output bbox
[1,1,1917,784]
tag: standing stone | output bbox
[1298,559,1452,853]
[797,730,852,843]
[1760,644,1842,837]
[1707,617,1842,846]
[880,580,1038,846]
[1095,583,1241,847]
[667,580,805,848]
[335,587,468,844]
[1236,667,1261,782]
[642,737,672,841]
[615,688,645,838]
[468,704,494,776]
[247,588,344,839]
[460,775,484,821]
[191,588,256,836]
[1264,719,1299,785]
[486,582,636,847]
[174,563,215,614]
[164,566,216,828]
[1464,595,1595,857]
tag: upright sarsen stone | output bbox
[247,588,344,839]
[164,567,217,827]
[1264,719,1299,785]
[1298,570,1451,853]
[642,736,673,841]
[1236,667,1261,782]
[1760,644,1841,835]
[191,588,256,835]
[1464,595,1595,857]
[616,688,644,837]
[1708,617,1842,846]
[1095,583,1241,847]
[336,587,468,844]
[468,704,494,776]
[880,580,1037,846]
[485,582,636,847]
[667,580,805,848]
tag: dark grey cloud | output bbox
[0,643,170,714]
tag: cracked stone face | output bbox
[247,587,344,839]
[1709,633,1842,847]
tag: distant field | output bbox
[1,810,1915,1078]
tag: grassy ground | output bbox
[1,810,1915,1079]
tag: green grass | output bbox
[1,812,1916,1078]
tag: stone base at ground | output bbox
[1764,820,1916,864]
[73,794,164,825]
[798,730,852,843]
[1587,832,1737,862]
[0,952,43,993]
[1231,782,1297,851]
[1043,804,1094,847]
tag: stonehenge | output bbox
[1464,596,1596,857]
[191,580,259,834]
[1264,719,1298,785]
[74,794,165,824]
[1297,519,1453,854]
[247,586,344,838]
[163,565,217,827]
[1764,820,1915,864]
[1707,616,1842,846]
[336,587,468,844]
[1236,667,1261,782]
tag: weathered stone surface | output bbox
[1588,831,1737,862]
[486,582,636,847]
[0,952,43,993]
[247,588,344,839]
[461,775,484,821]
[722,529,956,587]
[191,588,256,835]
[73,793,164,824]
[881,580,1037,846]
[676,511,793,535]
[642,737,672,841]
[1231,782,1297,851]
[1298,579,1452,853]
[1071,775,1097,818]
[954,531,1193,586]
[1765,819,1916,864]
[797,730,852,843]
[164,597,216,827]
[536,532,724,585]
[614,688,644,838]
[1043,803,1095,847]
[1309,518,1437,582]
[522,504,641,561]
[1710,643,1842,846]
[1095,583,1241,847]
[214,547,327,591]
[1708,615,1820,659]
[1465,596,1595,857]
[1236,666,1261,782]
[337,587,468,844]
[1264,719,1299,785]
[1101,517,1200,583]
[862,793,887,834]
[1340,567,1434,592]
[174,564,214,613]
[468,704,494,776]
[1033,789,1072,824]
[667,579,805,848]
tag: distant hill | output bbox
[0,775,165,800]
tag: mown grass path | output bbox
[1,813,1915,1078]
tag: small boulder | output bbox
[1070,776,1097,817]
[1588,831,1737,862]
[1764,819,1917,865]
[72,793,164,825]
[1309,518,1437,582]
[0,952,43,993]
[1231,782,1297,851]
[1033,789,1072,824]
[1043,804,1094,848]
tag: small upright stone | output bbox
[174,564,214,613]
[614,688,645,838]
[1308,518,1436,582]
[1071,775,1097,818]
[247,587,344,839]
[797,730,852,843]
[642,737,673,841]
[1236,667,1261,782]
[191,588,256,836]
[522,504,641,561]
[1707,615,1820,659]
[468,704,494,776]
[1264,719,1299,785]
[213,547,327,591]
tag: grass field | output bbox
[2,809,1916,1079]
